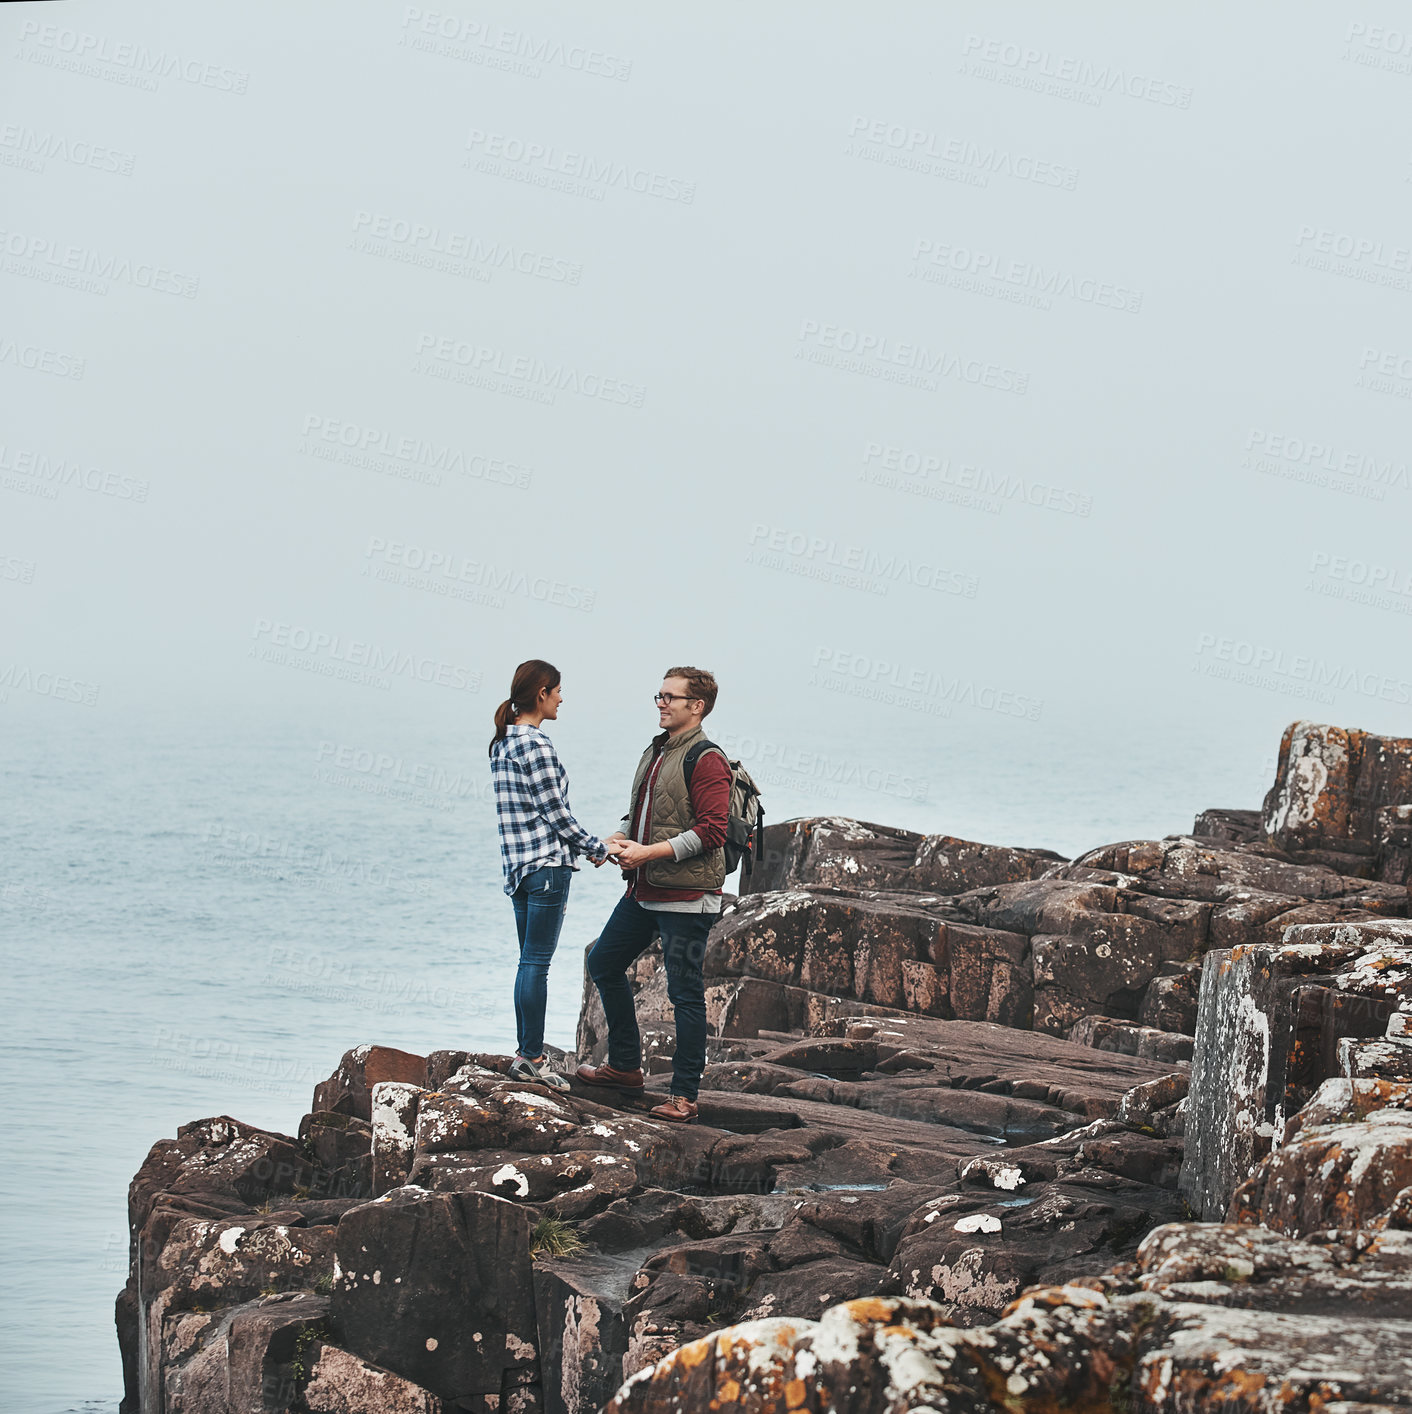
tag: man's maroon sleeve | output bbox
[688,751,732,849]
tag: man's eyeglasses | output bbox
[654,692,700,706]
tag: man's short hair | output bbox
[664,665,718,717]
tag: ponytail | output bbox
[488,659,561,756]
[489,697,517,754]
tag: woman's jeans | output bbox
[586,895,710,1101]
[510,865,572,1060]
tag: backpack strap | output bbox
[740,798,763,887]
[682,738,728,792]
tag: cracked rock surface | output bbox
[115,719,1412,1412]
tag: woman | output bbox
[489,659,619,1089]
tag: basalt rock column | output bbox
[1180,918,1412,1219]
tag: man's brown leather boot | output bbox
[574,1062,645,1090]
[648,1095,698,1123]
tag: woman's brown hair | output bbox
[488,659,561,755]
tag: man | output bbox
[575,666,731,1122]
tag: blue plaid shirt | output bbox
[490,725,608,894]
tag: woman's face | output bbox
[540,683,563,719]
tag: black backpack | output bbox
[683,740,765,884]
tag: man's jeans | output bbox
[586,894,711,1101]
[510,865,572,1060]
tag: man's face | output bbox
[656,676,700,734]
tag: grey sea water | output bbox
[0,702,1274,1412]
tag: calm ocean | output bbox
[0,703,1269,1412]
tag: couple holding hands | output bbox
[488,659,734,1123]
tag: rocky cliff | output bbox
[116,720,1412,1412]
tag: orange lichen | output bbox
[1221,1369,1272,1401]
[879,1324,922,1342]
[840,1298,901,1323]
[1169,1366,1269,1403]
[675,1339,712,1370]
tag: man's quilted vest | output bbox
[625,723,727,891]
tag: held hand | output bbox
[595,838,628,868]
[613,840,655,871]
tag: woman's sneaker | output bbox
[509,1054,571,1091]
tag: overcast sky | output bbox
[4,1,1410,844]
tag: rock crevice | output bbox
[115,720,1412,1411]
